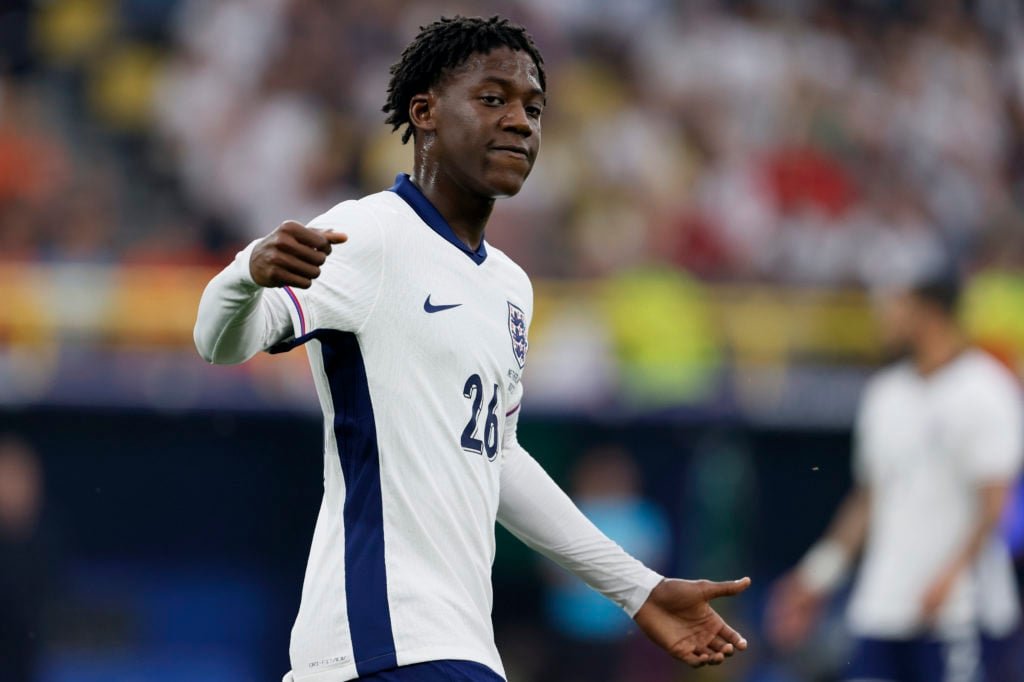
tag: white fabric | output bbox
[848,350,1024,638]
[497,407,663,614]
[193,240,292,364]
[797,539,851,595]
[194,187,662,682]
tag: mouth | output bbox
[490,145,530,160]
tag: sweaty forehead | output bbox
[440,47,543,93]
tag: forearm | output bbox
[825,485,871,556]
[194,241,293,364]
[497,444,663,617]
[798,486,870,593]
[940,482,1011,577]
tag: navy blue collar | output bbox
[388,173,487,265]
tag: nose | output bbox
[501,103,532,137]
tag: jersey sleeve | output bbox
[497,406,663,617]
[851,383,874,485]
[194,239,296,364]
[959,373,1024,483]
[268,200,385,350]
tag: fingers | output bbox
[682,651,710,667]
[266,252,323,281]
[277,237,329,266]
[673,632,736,668]
[699,576,752,601]
[683,650,726,668]
[262,267,313,289]
[324,230,348,245]
[716,620,748,650]
[252,222,349,288]
[708,634,736,656]
[282,221,348,254]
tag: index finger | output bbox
[316,230,348,254]
[285,224,341,251]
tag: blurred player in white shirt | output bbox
[767,275,1024,682]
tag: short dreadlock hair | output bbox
[383,16,546,144]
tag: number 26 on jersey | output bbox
[461,374,499,461]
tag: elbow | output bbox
[193,325,219,364]
[193,324,245,365]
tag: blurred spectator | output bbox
[0,1,36,78]
[0,436,61,682]
[1,0,1023,288]
[542,446,671,682]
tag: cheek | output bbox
[438,112,487,160]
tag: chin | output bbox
[880,341,912,365]
[482,169,530,198]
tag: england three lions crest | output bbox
[507,301,528,369]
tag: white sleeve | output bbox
[496,406,664,617]
[960,371,1024,483]
[852,388,873,485]
[194,240,295,365]
[268,200,385,344]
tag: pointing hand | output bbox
[250,220,348,289]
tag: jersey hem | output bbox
[283,647,505,682]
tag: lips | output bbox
[491,145,530,160]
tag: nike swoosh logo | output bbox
[423,295,462,313]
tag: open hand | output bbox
[634,577,751,668]
[250,220,347,288]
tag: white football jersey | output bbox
[272,175,532,681]
[848,349,1024,638]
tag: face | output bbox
[875,290,925,357]
[414,46,544,198]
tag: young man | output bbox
[767,276,1024,682]
[194,16,749,682]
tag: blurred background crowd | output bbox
[2,0,1024,681]
[2,0,1024,283]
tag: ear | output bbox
[408,92,437,136]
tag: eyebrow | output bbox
[479,75,547,103]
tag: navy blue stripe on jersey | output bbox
[389,173,487,265]
[316,329,397,675]
[267,329,321,354]
[356,659,505,681]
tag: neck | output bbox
[411,159,494,250]
[913,323,967,377]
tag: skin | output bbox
[247,44,750,668]
[767,291,1013,648]
[407,46,544,249]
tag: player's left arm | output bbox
[922,374,1024,622]
[496,411,750,668]
[921,482,1013,621]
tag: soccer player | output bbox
[194,16,750,682]
[766,275,1024,682]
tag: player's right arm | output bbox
[765,383,877,649]
[765,484,870,649]
[194,221,347,364]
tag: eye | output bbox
[480,95,504,106]
[526,105,543,118]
